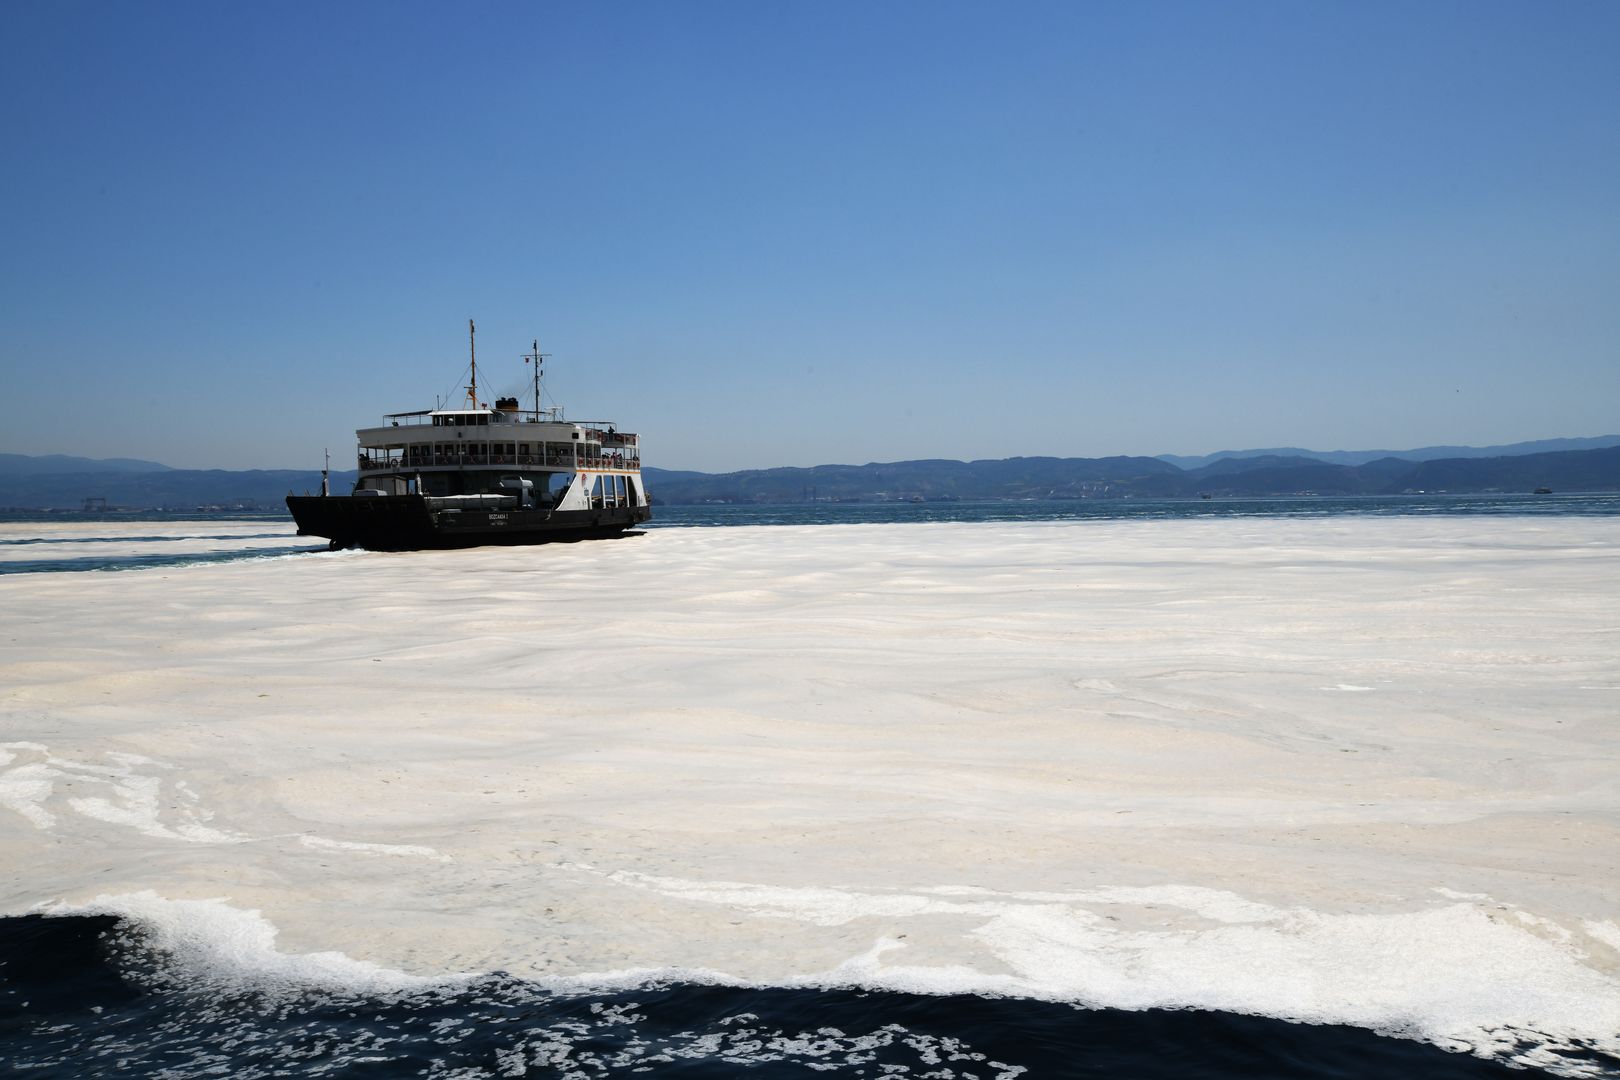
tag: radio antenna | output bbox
[523,338,550,417]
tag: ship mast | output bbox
[524,338,548,418]
[466,318,478,408]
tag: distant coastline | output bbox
[2,437,1618,511]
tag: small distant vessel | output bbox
[1534,487,1553,495]
[288,322,651,550]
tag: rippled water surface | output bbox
[6,914,1592,1079]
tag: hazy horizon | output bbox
[6,429,1620,477]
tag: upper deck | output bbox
[354,400,639,476]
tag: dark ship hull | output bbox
[287,494,651,551]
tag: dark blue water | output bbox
[5,913,1600,1079]
[0,545,329,575]
[652,492,1620,528]
[0,512,320,574]
[3,493,1617,575]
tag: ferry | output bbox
[287,322,651,550]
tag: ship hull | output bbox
[287,495,650,551]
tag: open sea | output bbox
[3,494,1618,1078]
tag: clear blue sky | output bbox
[2,0,1616,472]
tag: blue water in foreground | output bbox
[3,913,1591,1080]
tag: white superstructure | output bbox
[353,400,648,513]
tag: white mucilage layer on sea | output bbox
[0,521,306,565]
[2,517,1617,1072]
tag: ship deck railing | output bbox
[377,410,637,435]
[359,453,641,471]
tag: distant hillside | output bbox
[0,453,173,475]
[0,469,356,511]
[1156,435,1620,470]
[1392,447,1620,495]
[2,445,1615,510]
[1181,455,1329,478]
[646,446,1620,504]
[645,456,1179,504]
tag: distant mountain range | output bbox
[1155,435,1620,470]
[0,467,351,511]
[642,445,1620,504]
[1,435,1616,509]
[0,453,174,476]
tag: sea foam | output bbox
[42,891,446,996]
[34,877,1620,1076]
[5,516,1619,1075]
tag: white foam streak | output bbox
[42,891,446,995]
[0,743,250,843]
[48,876,1618,1074]
[68,774,248,844]
[1,743,458,860]
[298,835,451,861]
[0,761,58,828]
[1588,921,1620,954]
[567,864,1620,1069]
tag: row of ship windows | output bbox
[360,443,637,468]
[360,472,643,504]
[366,442,601,458]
